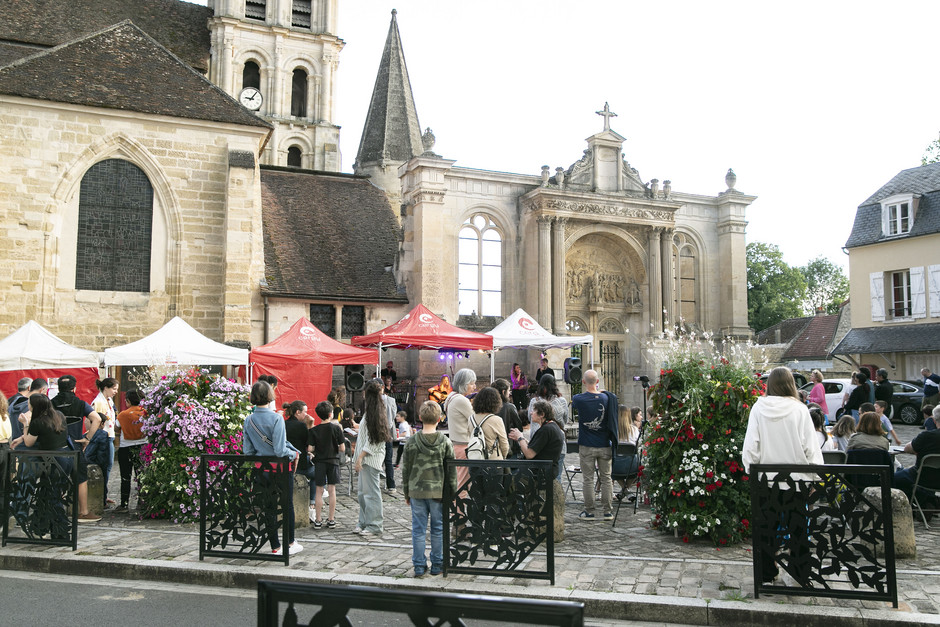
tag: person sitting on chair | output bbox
[613,405,641,501]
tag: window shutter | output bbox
[929,265,940,318]
[881,205,890,236]
[870,271,885,322]
[912,266,927,318]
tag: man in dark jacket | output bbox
[9,378,47,443]
[572,369,618,521]
[874,369,894,419]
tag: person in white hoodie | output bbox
[742,366,823,585]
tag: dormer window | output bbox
[881,193,916,237]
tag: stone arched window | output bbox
[287,145,302,167]
[672,233,699,325]
[243,60,261,90]
[75,159,153,292]
[291,68,307,117]
[458,214,501,316]
[599,318,623,334]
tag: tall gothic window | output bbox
[245,0,266,21]
[243,61,260,89]
[291,68,307,117]
[75,159,153,292]
[287,146,302,167]
[672,233,699,325]
[458,215,501,316]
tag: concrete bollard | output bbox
[293,473,309,528]
[86,464,104,516]
[553,479,565,543]
[862,486,916,559]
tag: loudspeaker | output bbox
[345,365,366,392]
[564,357,582,384]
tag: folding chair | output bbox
[845,448,891,489]
[911,453,940,528]
[611,443,637,527]
[822,450,847,464]
[563,441,581,503]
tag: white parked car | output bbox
[800,379,855,419]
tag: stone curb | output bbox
[1,550,936,626]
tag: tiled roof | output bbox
[0,0,211,72]
[783,314,840,360]
[353,10,424,169]
[830,322,940,355]
[0,42,40,66]
[260,166,408,303]
[755,317,811,345]
[845,162,940,248]
[0,22,270,130]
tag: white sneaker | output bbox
[309,507,317,524]
[272,546,284,555]
[353,526,365,535]
[289,542,303,555]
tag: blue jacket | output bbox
[573,389,619,449]
[242,406,299,460]
[83,428,110,468]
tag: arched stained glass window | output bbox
[458,214,501,316]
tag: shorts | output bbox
[315,462,340,486]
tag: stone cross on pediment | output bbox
[596,102,617,131]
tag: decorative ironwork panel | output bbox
[600,341,621,396]
[2,449,79,550]
[341,305,365,338]
[750,464,897,607]
[76,159,153,292]
[199,454,291,565]
[309,304,336,337]
[256,580,585,627]
[443,459,554,583]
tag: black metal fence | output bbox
[600,341,621,397]
[199,454,292,565]
[749,463,898,607]
[444,458,554,583]
[256,580,584,627]
[1,448,79,550]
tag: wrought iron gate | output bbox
[600,341,621,397]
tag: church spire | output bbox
[354,9,424,170]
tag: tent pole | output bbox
[377,343,382,378]
[589,342,595,369]
[489,350,494,383]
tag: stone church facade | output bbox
[0,1,753,404]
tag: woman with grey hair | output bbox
[444,368,476,488]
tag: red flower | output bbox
[716,481,723,488]
[719,538,728,545]
[683,536,689,543]
[741,519,750,528]
[705,471,714,478]
[697,434,704,440]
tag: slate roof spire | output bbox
[354,9,424,171]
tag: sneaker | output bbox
[77,513,101,523]
[384,488,399,497]
[308,508,317,524]
[116,503,128,511]
[289,542,303,555]
[313,519,322,529]
[602,512,614,521]
[414,568,426,578]
[353,526,365,535]
[326,519,336,529]
[272,546,284,555]
[578,511,596,521]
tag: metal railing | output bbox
[256,580,584,627]
[1,447,79,550]
[199,454,292,565]
[443,458,555,583]
[749,463,897,607]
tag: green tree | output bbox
[923,132,940,165]
[800,256,849,315]
[746,242,807,332]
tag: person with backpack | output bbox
[571,369,619,521]
[469,387,509,460]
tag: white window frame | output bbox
[457,214,502,317]
[880,193,915,237]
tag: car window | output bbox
[894,383,915,393]
[823,383,842,394]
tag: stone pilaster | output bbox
[716,190,755,338]
[537,215,553,329]
[552,217,568,334]
[648,227,663,335]
[661,228,675,329]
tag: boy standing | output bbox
[310,401,345,529]
[401,401,456,577]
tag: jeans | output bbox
[255,470,294,551]
[557,452,565,483]
[298,465,317,504]
[580,446,613,515]
[894,467,938,505]
[102,438,114,502]
[357,465,383,533]
[410,498,443,573]
[384,441,396,489]
[117,445,142,507]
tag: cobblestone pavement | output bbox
[1,424,937,623]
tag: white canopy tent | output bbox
[0,320,99,370]
[104,317,249,367]
[485,308,594,381]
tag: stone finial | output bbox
[650,178,660,197]
[725,168,737,190]
[541,165,551,187]
[554,167,566,188]
[663,180,671,198]
[421,127,436,153]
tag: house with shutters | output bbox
[831,162,940,379]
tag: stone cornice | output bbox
[521,188,679,224]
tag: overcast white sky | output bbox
[191,1,940,270]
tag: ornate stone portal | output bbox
[565,237,643,313]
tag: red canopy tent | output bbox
[249,318,378,413]
[351,304,494,375]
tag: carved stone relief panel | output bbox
[565,234,643,312]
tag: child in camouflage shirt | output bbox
[401,401,456,577]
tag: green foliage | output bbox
[746,242,807,332]
[923,133,940,166]
[138,368,250,522]
[643,334,763,545]
[800,256,849,315]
